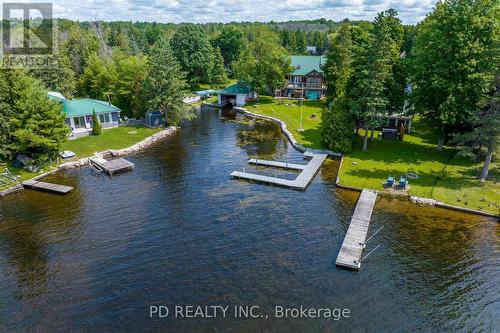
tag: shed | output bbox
[145,111,164,128]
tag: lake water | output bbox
[0,107,498,332]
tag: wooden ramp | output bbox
[89,156,134,175]
[23,179,73,194]
[336,189,378,269]
[231,153,327,191]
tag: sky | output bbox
[7,0,438,25]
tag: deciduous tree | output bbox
[170,25,214,85]
[233,26,291,93]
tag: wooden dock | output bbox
[89,156,134,175]
[248,159,306,170]
[336,189,378,269]
[22,179,73,194]
[231,153,327,190]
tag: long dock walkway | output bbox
[231,153,327,190]
[22,180,73,194]
[336,189,378,269]
[89,155,134,175]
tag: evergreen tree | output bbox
[295,30,307,54]
[92,110,102,135]
[0,69,15,159]
[374,9,406,115]
[349,19,397,151]
[322,24,358,152]
[210,47,228,86]
[144,38,194,125]
[0,70,69,163]
[322,103,355,153]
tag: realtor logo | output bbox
[1,2,58,68]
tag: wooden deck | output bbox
[22,180,73,194]
[231,153,327,190]
[89,156,134,175]
[336,189,378,269]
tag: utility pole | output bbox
[298,98,304,132]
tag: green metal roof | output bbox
[220,82,252,94]
[289,55,326,76]
[60,98,121,118]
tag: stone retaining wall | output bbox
[234,107,307,153]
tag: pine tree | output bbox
[144,38,194,126]
[295,30,307,54]
[210,47,228,86]
[1,69,69,163]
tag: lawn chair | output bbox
[399,176,408,189]
[386,175,394,187]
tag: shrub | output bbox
[92,110,102,135]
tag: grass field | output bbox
[61,125,162,160]
[338,123,499,214]
[246,96,325,149]
[247,97,499,214]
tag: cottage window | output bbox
[73,116,86,129]
[99,113,110,123]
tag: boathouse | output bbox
[217,82,258,107]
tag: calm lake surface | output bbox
[0,107,498,332]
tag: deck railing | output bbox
[287,82,324,89]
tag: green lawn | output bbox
[338,122,499,214]
[61,125,163,160]
[246,96,325,149]
[0,161,41,191]
[246,98,498,215]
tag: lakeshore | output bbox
[245,97,499,216]
[0,126,177,196]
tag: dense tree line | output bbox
[322,0,499,180]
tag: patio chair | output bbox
[399,177,408,189]
[386,175,394,187]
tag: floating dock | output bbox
[22,179,73,194]
[89,156,134,175]
[231,153,327,190]
[336,189,378,269]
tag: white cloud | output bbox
[50,0,438,24]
